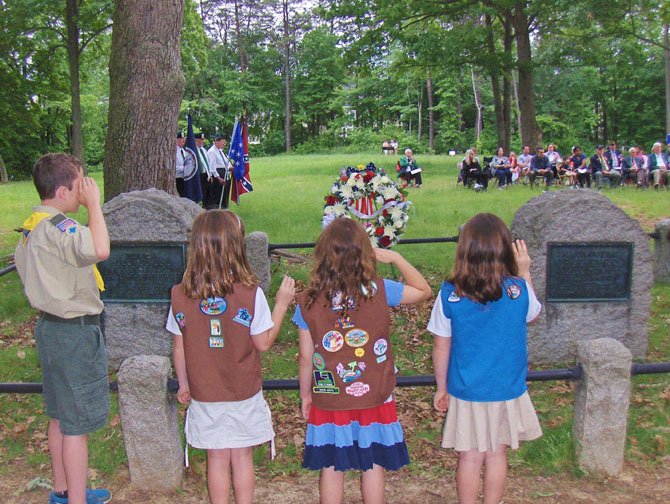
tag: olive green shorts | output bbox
[35,315,110,436]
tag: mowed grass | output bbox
[0,151,668,483]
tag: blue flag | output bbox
[229,118,253,204]
[182,114,203,203]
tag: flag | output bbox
[183,114,203,203]
[229,117,253,205]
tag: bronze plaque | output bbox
[98,243,186,303]
[546,242,632,302]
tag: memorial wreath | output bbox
[322,163,411,248]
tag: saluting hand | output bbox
[78,177,102,209]
[513,239,531,279]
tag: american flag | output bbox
[228,118,253,204]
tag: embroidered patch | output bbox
[209,336,224,348]
[354,348,365,358]
[447,291,461,303]
[373,338,388,356]
[336,361,366,383]
[233,308,252,327]
[322,330,344,352]
[55,218,77,233]
[210,319,221,336]
[312,352,326,371]
[200,297,227,316]
[376,355,387,364]
[331,291,355,311]
[345,329,369,348]
[175,312,185,328]
[313,371,339,394]
[345,382,370,397]
[507,284,521,300]
[336,315,355,329]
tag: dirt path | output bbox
[2,459,669,503]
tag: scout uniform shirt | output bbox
[297,279,396,411]
[170,283,262,403]
[15,205,103,318]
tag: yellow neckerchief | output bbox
[21,211,105,292]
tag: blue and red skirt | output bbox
[302,399,410,472]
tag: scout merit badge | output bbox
[507,284,521,300]
[209,319,224,348]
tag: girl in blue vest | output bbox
[167,210,295,504]
[428,213,542,504]
[293,218,432,504]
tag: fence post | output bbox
[653,218,670,283]
[246,231,270,293]
[117,355,183,490]
[573,338,632,476]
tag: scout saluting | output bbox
[292,218,431,504]
[167,210,294,504]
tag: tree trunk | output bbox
[485,13,504,150]
[502,14,513,153]
[417,82,423,142]
[0,152,8,184]
[234,0,247,72]
[103,0,185,200]
[283,0,291,152]
[511,3,541,148]
[66,0,85,168]
[426,74,434,151]
[664,23,669,136]
[471,67,483,142]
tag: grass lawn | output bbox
[0,151,668,488]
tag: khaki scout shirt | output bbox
[15,205,103,318]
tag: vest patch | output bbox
[322,330,344,352]
[209,336,224,348]
[336,315,354,329]
[507,284,521,300]
[355,348,365,358]
[312,352,326,370]
[55,218,77,234]
[345,328,369,347]
[345,382,370,397]
[210,319,221,336]
[200,297,227,315]
[336,361,366,383]
[448,292,461,302]
[313,370,339,394]
[373,338,388,356]
[233,308,252,327]
[175,312,185,328]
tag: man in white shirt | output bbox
[517,145,533,183]
[175,131,186,197]
[207,135,233,209]
[195,133,218,208]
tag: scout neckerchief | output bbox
[20,211,105,292]
[198,146,211,175]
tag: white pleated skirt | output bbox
[441,391,542,452]
[185,390,275,450]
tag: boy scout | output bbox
[15,154,112,504]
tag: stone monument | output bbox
[511,190,652,363]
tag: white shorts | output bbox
[185,390,275,450]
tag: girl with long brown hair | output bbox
[293,217,431,504]
[167,210,295,504]
[428,213,543,504]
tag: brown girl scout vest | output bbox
[298,279,396,411]
[171,283,261,403]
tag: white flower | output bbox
[383,225,396,237]
[394,220,404,228]
[375,195,385,206]
[381,176,390,184]
[333,203,347,216]
[340,185,353,198]
[381,187,398,199]
[390,206,404,221]
[324,205,336,215]
[346,175,357,187]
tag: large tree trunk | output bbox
[417,82,423,142]
[426,74,434,150]
[283,0,291,152]
[234,0,247,72]
[103,0,185,200]
[512,3,541,148]
[66,0,85,167]
[485,13,504,150]
[0,152,8,184]
[664,23,669,136]
[471,68,483,142]
[502,14,513,152]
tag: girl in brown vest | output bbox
[167,210,295,504]
[293,218,431,504]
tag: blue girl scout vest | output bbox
[298,279,396,411]
[171,283,261,403]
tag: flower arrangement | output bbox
[322,162,411,248]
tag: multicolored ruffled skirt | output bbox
[302,399,410,472]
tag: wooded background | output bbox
[0,0,668,180]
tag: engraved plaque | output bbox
[546,242,632,302]
[98,243,186,303]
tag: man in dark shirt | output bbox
[529,146,553,187]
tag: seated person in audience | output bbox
[649,141,668,189]
[461,149,488,190]
[382,140,391,155]
[589,145,608,190]
[570,146,589,188]
[529,146,554,187]
[491,147,512,188]
[517,145,533,183]
[399,148,423,188]
[622,147,642,186]
[636,146,650,188]
[545,144,562,180]
[603,141,623,187]
[508,151,520,183]
[557,157,577,186]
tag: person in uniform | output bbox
[14,153,112,504]
[194,132,219,208]
[175,131,187,197]
[207,134,233,209]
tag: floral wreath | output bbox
[322,163,411,248]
